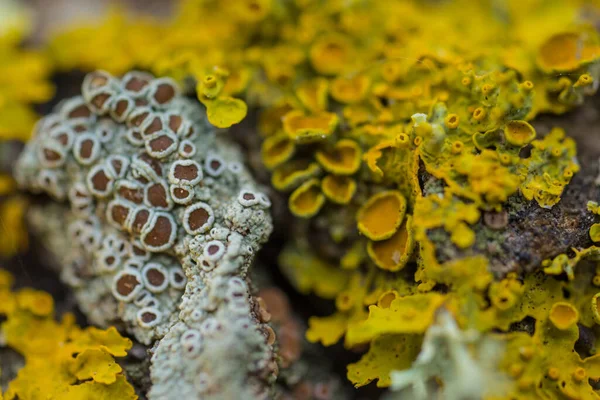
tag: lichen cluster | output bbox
[0,270,137,399]
[4,0,600,398]
[15,71,277,398]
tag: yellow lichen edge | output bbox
[537,31,600,73]
[204,96,248,128]
[330,75,370,104]
[503,120,536,147]
[306,313,348,346]
[271,160,321,192]
[367,215,415,272]
[283,110,339,144]
[261,133,295,170]
[296,78,329,113]
[590,223,600,242]
[591,292,600,324]
[321,175,357,205]
[345,292,446,347]
[356,190,407,241]
[0,270,136,400]
[548,301,578,330]
[315,139,362,175]
[346,334,422,388]
[288,178,326,218]
[278,244,350,299]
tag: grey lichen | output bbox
[387,309,507,400]
[16,70,277,398]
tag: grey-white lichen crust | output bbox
[16,70,275,399]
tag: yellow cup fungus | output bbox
[315,139,362,175]
[548,302,579,330]
[283,110,339,143]
[197,74,225,100]
[444,113,460,129]
[321,175,356,205]
[330,75,370,104]
[376,290,400,309]
[538,32,600,72]
[271,160,321,191]
[288,178,325,218]
[504,120,536,147]
[367,216,415,271]
[261,133,295,170]
[356,190,407,241]
[309,34,354,76]
[296,78,329,113]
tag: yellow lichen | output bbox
[288,178,326,218]
[71,349,123,384]
[503,120,536,147]
[315,139,362,175]
[590,223,600,242]
[271,160,320,191]
[413,190,480,251]
[520,127,579,208]
[537,31,600,72]
[261,133,296,170]
[356,190,407,241]
[0,27,53,141]
[309,34,354,76]
[548,302,579,330]
[346,334,422,388]
[205,96,248,128]
[306,313,349,347]
[278,245,350,299]
[12,0,600,394]
[591,293,600,324]
[283,110,339,143]
[367,216,415,272]
[330,75,370,104]
[296,78,329,113]
[321,175,356,205]
[498,316,600,399]
[0,273,136,400]
[345,293,446,346]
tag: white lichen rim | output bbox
[182,201,215,235]
[141,262,170,293]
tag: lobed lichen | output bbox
[0,270,137,400]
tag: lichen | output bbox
[7,0,600,398]
[16,71,276,399]
[388,310,507,400]
[0,271,137,400]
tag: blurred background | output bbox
[8,0,175,44]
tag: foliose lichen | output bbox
[0,270,137,400]
[6,0,600,398]
[15,70,277,399]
